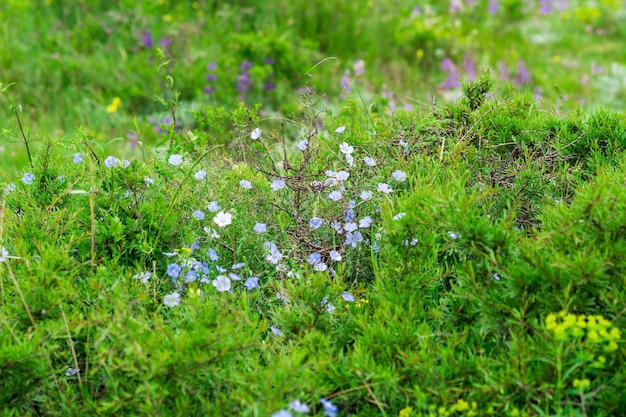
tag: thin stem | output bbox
[61,305,82,386]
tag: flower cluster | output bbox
[546,311,621,353]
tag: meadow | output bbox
[1,1,626,416]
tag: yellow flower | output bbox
[106,97,121,113]
[399,406,413,417]
[610,327,621,340]
[188,288,202,298]
[573,378,591,390]
[456,399,470,411]
[604,341,618,352]
[416,49,424,59]
[163,14,173,22]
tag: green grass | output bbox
[1,1,626,416]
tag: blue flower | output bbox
[344,231,363,248]
[271,179,286,191]
[167,263,182,278]
[194,170,207,180]
[342,291,355,302]
[392,170,407,182]
[313,262,328,272]
[270,326,284,336]
[4,183,16,195]
[104,156,117,168]
[328,191,342,202]
[193,210,205,220]
[73,153,83,164]
[359,216,372,228]
[272,410,293,417]
[289,399,310,413]
[207,248,219,261]
[22,173,35,185]
[207,201,220,212]
[363,156,376,166]
[296,140,308,151]
[320,398,338,417]
[309,217,323,230]
[232,262,245,269]
[307,252,322,265]
[254,223,267,234]
[168,154,183,166]
[240,179,252,189]
[330,250,342,262]
[244,276,259,290]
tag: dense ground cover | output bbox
[1,1,626,416]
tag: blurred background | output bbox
[1,0,625,169]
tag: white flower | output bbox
[163,292,181,307]
[393,212,406,220]
[392,170,407,182]
[0,246,9,262]
[345,153,355,167]
[168,154,183,166]
[250,128,262,140]
[212,275,231,292]
[330,250,342,262]
[335,126,346,134]
[360,190,372,201]
[213,211,233,227]
[289,399,310,413]
[447,231,461,240]
[194,170,207,180]
[377,183,393,194]
[65,368,78,377]
[339,142,354,154]
[335,171,350,181]
[144,177,154,186]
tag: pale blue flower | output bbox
[133,271,152,284]
[272,410,293,417]
[167,263,182,278]
[250,128,262,140]
[207,248,219,261]
[207,201,220,212]
[314,262,328,272]
[393,212,406,220]
[297,140,308,151]
[168,154,183,166]
[330,250,342,262]
[104,156,117,168]
[229,272,241,281]
[342,292,355,302]
[232,262,245,269]
[144,177,154,186]
[266,247,283,264]
[360,190,372,200]
[22,173,35,185]
[240,180,252,189]
[392,170,407,182]
[377,183,393,194]
[331,220,342,233]
[363,156,376,166]
[447,231,461,240]
[244,276,260,290]
[73,153,83,164]
[164,292,181,307]
[0,246,9,262]
[328,191,342,201]
[193,210,205,220]
[254,223,267,234]
[271,179,286,191]
[4,183,16,195]
[335,126,346,134]
[289,399,310,413]
[185,270,197,283]
[343,222,358,232]
[65,367,78,377]
[270,326,284,336]
[345,231,363,248]
[359,216,372,228]
[345,153,355,167]
[335,171,349,181]
[309,217,323,230]
[194,170,207,180]
[307,252,322,265]
[123,159,131,168]
[339,142,353,154]
[320,398,338,417]
[213,275,231,292]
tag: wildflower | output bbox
[345,231,363,248]
[250,128,262,140]
[272,411,293,417]
[377,183,393,194]
[0,246,9,262]
[270,326,284,336]
[168,154,183,166]
[335,171,350,181]
[133,271,152,284]
[360,190,372,201]
[163,292,181,307]
[244,276,260,290]
[363,156,376,166]
[359,217,372,228]
[289,400,310,413]
[320,398,338,417]
[73,153,83,164]
[335,126,346,134]
[102,156,117,169]
[309,217,323,230]
[240,180,252,189]
[213,211,233,227]
[297,140,309,151]
[4,183,16,195]
[229,272,241,281]
[344,222,358,233]
[493,273,501,281]
[393,212,406,220]
[167,263,182,278]
[392,170,407,182]
[330,250,342,262]
[321,296,335,312]
[342,292,355,302]
[207,201,220,212]
[314,262,328,272]
[65,367,78,377]
[266,247,283,265]
[106,97,121,113]
[122,159,131,168]
[328,191,342,202]
[192,210,205,220]
[447,231,461,240]
[194,170,207,180]
[213,275,231,292]
[345,153,355,167]
[144,177,154,186]
[206,248,219,261]
[339,142,354,154]
[271,179,286,191]
[307,252,322,265]
[253,223,267,234]
[22,173,35,185]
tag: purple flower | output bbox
[463,54,476,80]
[264,57,275,65]
[498,60,510,81]
[241,61,253,70]
[205,74,217,82]
[141,30,154,48]
[207,62,217,71]
[488,0,498,14]
[513,60,531,86]
[353,59,365,76]
[442,57,456,73]
[539,0,552,14]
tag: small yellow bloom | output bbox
[573,378,590,389]
[399,406,413,417]
[588,330,600,343]
[553,56,561,63]
[416,49,424,59]
[163,14,173,22]
[456,399,470,411]
[188,288,202,298]
[610,327,621,340]
[106,97,121,113]
[604,340,618,352]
